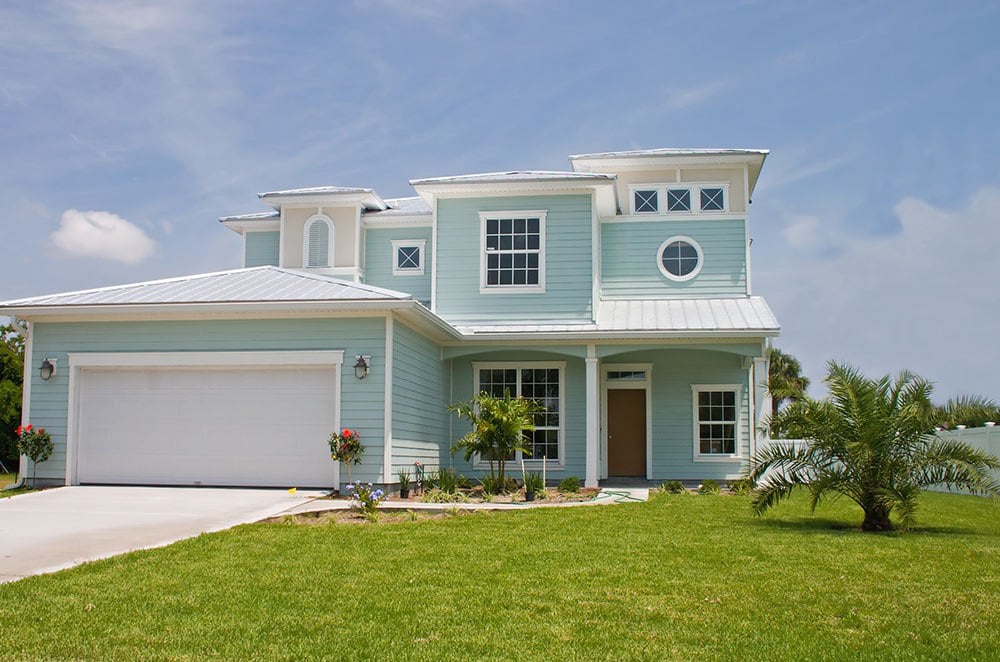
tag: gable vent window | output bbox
[304,215,334,268]
[629,183,729,215]
[657,235,703,282]
[392,239,425,276]
[479,211,547,293]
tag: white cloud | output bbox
[50,209,156,264]
[759,185,1000,401]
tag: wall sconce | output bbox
[353,355,370,380]
[40,358,57,381]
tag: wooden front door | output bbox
[607,389,646,477]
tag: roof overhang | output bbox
[569,149,769,198]
[218,217,280,234]
[257,188,388,212]
[411,178,619,218]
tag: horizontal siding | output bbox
[28,318,387,485]
[601,218,747,298]
[391,319,449,472]
[435,194,594,323]
[363,227,432,304]
[244,231,279,267]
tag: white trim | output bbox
[600,212,745,224]
[601,363,653,480]
[361,217,432,230]
[383,316,393,482]
[278,206,285,268]
[627,182,730,215]
[590,191,600,323]
[303,214,335,268]
[65,350,344,486]
[354,204,362,282]
[478,210,547,294]
[240,232,247,268]
[19,322,33,479]
[471,361,566,469]
[391,239,426,276]
[691,383,744,462]
[744,164,752,295]
[430,199,438,312]
[656,235,704,282]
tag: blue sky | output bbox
[2,0,999,401]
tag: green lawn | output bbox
[0,472,13,488]
[2,491,998,660]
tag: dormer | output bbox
[221,186,389,281]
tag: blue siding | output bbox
[391,319,449,474]
[435,194,594,322]
[28,318,387,484]
[601,219,747,298]
[364,226,432,304]
[244,231,279,267]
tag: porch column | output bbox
[752,356,770,456]
[585,354,600,488]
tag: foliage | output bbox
[478,474,501,496]
[934,395,1000,430]
[522,471,543,494]
[660,480,687,494]
[329,428,364,483]
[426,467,458,494]
[396,468,411,490]
[697,479,722,495]
[420,488,471,504]
[16,424,53,487]
[767,347,810,420]
[449,390,544,492]
[346,482,386,521]
[0,324,24,469]
[456,474,472,490]
[557,476,581,493]
[727,477,755,496]
[754,361,1000,531]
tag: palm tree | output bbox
[767,347,810,418]
[934,395,1000,430]
[752,362,1000,532]
[449,390,544,492]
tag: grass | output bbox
[1,491,998,660]
[0,472,34,498]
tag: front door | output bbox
[607,389,646,477]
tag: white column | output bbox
[585,354,600,488]
[753,356,770,456]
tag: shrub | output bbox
[346,482,386,521]
[16,424,53,488]
[329,428,364,483]
[557,476,581,493]
[457,474,472,489]
[437,467,458,494]
[660,480,687,494]
[396,468,411,491]
[420,488,470,504]
[523,472,544,493]
[697,480,722,495]
[727,477,754,495]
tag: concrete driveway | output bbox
[0,486,324,584]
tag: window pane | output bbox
[483,216,542,288]
[701,188,724,211]
[634,189,658,213]
[667,189,691,211]
[661,240,699,277]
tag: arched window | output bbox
[303,215,334,268]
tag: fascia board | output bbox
[410,180,615,198]
[258,191,388,211]
[220,219,281,234]
[454,329,779,341]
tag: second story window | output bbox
[303,215,334,268]
[392,239,425,275]
[479,211,547,293]
[629,183,729,215]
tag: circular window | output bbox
[657,236,703,281]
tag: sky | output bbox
[1,0,998,402]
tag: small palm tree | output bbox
[767,347,810,419]
[752,362,1000,532]
[934,395,1000,430]
[449,390,544,492]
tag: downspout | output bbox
[3,316,28,491]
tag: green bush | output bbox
[697,480,722,495]
[727,477,754,495]
[420,488,470,504]
[557,476,581,493]
[436,467,458,494]
[523,472,544,493]
[660,480,687,494]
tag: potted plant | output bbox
[397,468,411,499]
[328,428,364,488]
[523,471,544,502]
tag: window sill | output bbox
[693,454,743,463]
[479,286,546,295]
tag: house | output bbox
[1,148,778,490]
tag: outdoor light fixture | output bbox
[40,358,57,381]
[354,355,370,380]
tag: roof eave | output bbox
[256,189,388,212]
[454,328,779,341]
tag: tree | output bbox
[767,347,810,419]
[0,324,24,471]
[752,362,1000,532]
[448,390,544,493]
[934,395,1000,430]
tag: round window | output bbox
[657,236,703,282]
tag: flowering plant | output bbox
[16,424,54,488]
[346,482,386,521]
[329,428,364,483]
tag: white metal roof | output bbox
[218,211,280,223]
[0,266,412,308]
[363,196,431,216]
[257,185,375,197]
[409,171,615,185]
[568,148,769,160]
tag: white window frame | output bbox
[472,361,565,468]
[657,235,704,282]
[479,210,547,294]
[691,384,743,462]
[628,182,730,215]
[303,214,335,268]
[391,239,425,276]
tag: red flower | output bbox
[15,425,23,435]
[342,428,351,438]
[25,424,33,432]
[39,428,45,434]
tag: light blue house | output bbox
[1,148,778,489]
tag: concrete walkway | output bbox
[0,486,324,584]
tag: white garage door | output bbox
[76,366,338,488]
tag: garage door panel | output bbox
[77,366,338,487]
